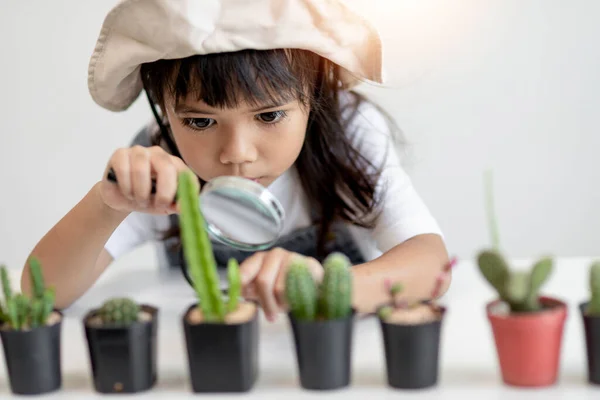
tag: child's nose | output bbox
[219,130,258,166]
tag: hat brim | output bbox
[88,0,384,112]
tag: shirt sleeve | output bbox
[104,211,163,260]
[345,98,444,254]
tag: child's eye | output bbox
[183,118,215,130]
[257,111,287,124]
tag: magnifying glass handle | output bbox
[106,168,177,203]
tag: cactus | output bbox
[285,252,353,321]
[585,261,600,315]
[477,253,553,312]
[0,257,56,330]
[317,253,352,319]
[476,170,553,313]
[378,256,457,320]
[177,169,226,322]
[98,297,140,324]
[285,258,318,321]
[227,258,241,313]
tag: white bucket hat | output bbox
[87,0,384,112]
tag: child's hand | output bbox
[99,145,190,215]
[239,248,323,321]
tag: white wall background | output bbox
[1,0,599,272]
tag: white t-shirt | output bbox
[104,93,443,265]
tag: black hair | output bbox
[139,48,402,258]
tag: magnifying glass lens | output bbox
[200,177,284,251]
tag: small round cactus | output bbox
[98,297,140,325]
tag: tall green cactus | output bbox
[477,170,553,313]
[285,252,353,321]
[177,170,225,322]
[0,257,56,330]
[227,258,241,313]
[317,253,352,319]
[586,261,600,315]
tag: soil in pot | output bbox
[379,303,445,389]
[0,310,63,395]
[486,296,567,387]
[579,301,600,384]
[288,309,355,391]
[183,301,259,393]
[84,303,158,393]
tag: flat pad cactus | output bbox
[476,170,554,313]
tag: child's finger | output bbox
[129,146,152,206]
[107,148,133,200]
[274,251,298,308]
[239,251,267,285]
[255,249,288,321]
[150,150,178,208]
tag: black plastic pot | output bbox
[580,301,600,384]
[182,303,259,392]
[288,310,355,390]
[0,310,63,395]
[83,305,158,393]
[379,306,445,389]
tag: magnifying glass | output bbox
[106,168,285,251]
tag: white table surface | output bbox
[1,255,600,399]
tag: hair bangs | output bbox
[142,49,319,111]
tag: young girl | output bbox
[21,0,450,320]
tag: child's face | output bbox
[164,95,310,187]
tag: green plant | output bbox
[0,257,55,330]
[227,258,241,313]
[98,297,140,324]
[177,169,242,322]
[285,252,352,321]
[476,170,553,313]
[377,256,457,320]
[585,261,600,315]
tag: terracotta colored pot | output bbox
[486,296,567,387]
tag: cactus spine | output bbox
[476,170,553,313]
[98,297,140,324]
[0,257,55,330]
[285,252,352,321]
[586,261,600,315]
[317,253,352,319]
[177,170,225,322]
[227,258,241,313]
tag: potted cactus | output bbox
[177,169,259,393]
[477,170,567,387]
[579,261,600,384]
[376,256,456,389]
[285,252,354,391]
[83,297,158,393]
[0,257,62,395]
